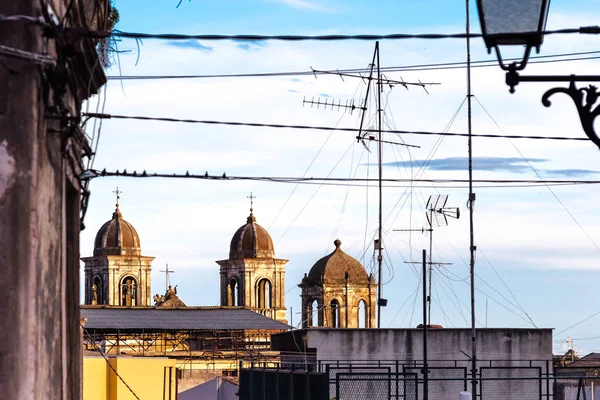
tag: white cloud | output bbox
[79,7,600,336]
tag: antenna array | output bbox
[302,96,364,115]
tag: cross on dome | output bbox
[113,186,122,209]
[247,192,256,212]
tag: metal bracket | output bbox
[542,82,600,150]
[505,71,600,150]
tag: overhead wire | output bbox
[81,324,142,400]
[59,25,600,41]
[474,96,600,255]
[274,139,357,245]
[84,170,600,187]
[432,268,470,326]
[478,249,537,328]
[104,50,600,81]
[81,112,592,142]
[266,99,350,231]
[555,310,600,337]
[445,241,535,326]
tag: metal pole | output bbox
[376,41,384,329]
[428,209,433,326]
[422,249,429,400]
[466,0,477,396]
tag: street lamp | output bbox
[476,0,550,72]
[476,0,600,150]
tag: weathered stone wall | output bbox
[0,0,107,398]
[273,328,552,363]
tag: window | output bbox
[120,276,137,306]
[307,299,319,327]
[256,278,272,309]
[228,278,239,306]
[330,299,341,328]
[358,299,367,328]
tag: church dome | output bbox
[93,206,141,256]
[229,211,275,259]
[306,239,371,285]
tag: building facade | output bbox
[216,209,288,324]
[82,204,154,306]
[299,239,377,328]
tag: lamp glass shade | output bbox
[477,0,551,48]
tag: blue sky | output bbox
[81,0,600,357]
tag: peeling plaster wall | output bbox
[273,328,553,366]
[272,328,553,399]
[298,328,552,362]
[0,1,107,398]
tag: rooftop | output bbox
[81,306,291,331]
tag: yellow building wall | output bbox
[84,356,177,400]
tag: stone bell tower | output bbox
[82,188,154,306]
[216,194,288,324]
[299,239,376,328]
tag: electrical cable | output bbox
[445,242,535,327]
[84,169,600,187]
[0,14,46,25]
[81,112,591,142]
[478,249,537,328]
[60,26,600,41]
[555,310,600,337]
[475,96,600,255]
[387,281,421,327]
[275,139,356,245]
[0,43,55,65]
[81,324,142,400]
[105,50,600,80]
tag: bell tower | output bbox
[216,194,288,324]
[82,188,154,306]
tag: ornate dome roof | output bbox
[305,239,371,285]
[229,210,275,259]
[93,206,141,256]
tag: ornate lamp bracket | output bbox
[542,82,600,150]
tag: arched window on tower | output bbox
[92,276,103,305]
[330,299,341,328]
[256,279,272,309]
[358,299,367,328]
[120,276,138,306]
[228,278,239,306]
[307,299,319,327]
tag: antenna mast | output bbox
[376,41,385,329]
[466,0,478,396]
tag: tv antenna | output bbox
[302,96,364,115]
[395,194,459,324]
[305,43,439,327]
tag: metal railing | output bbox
[239,359,600,400]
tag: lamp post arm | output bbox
[506,70,600,93]
[542,82,600,150]
[503,69,600,150]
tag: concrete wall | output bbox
[0,0,108,398]
[273,328,553,362]
[272,328,553,399]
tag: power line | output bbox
[83,169,600,186]
[60,26,600,41]
[81,324,142,400]
[474,96,600,255]
[555,310,600,337]
[105,51,600,81]
[81,112,590,142]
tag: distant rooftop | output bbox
[81,306,291,332]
